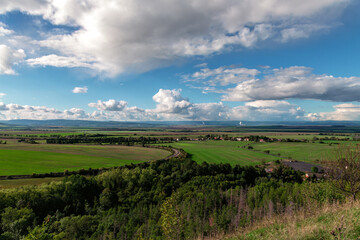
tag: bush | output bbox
[311,166,319,173]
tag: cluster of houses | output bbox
[176,136,277,142]
[234,137,266,142]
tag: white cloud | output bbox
[0,22,13,36]
[189,102,229,120]
[7,88,360,121]
[27,54,93,69]
[229,100,305,121]
[222,66,360,102]
[280,24,330,42]
[0,0,349,75]
[185,66,259,86]
[307,103,360,121]
[87,89,305,121]
[194,63,208,68]
[72,86,88,94]
[63,108,88,119]
[88,99,128,111]
[152,89,191,114]
[0,93,5,98]
[0,45,26,75]
[0,102,8,111]
[0,102,90,120]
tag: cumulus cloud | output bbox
[0,45,26,74]
[152,89,191,114]
[189,102,229,120]
[87,89,305,121]
[63,108,88,119]
[0,0,349,75]
[8,88,360,121]
[221,66,360,102]
[72,86,88,94]
[0,102,8,111]
[229,100,305,121]
[0,102,91,120]
[88,99,128,111]
[307,104,360,121]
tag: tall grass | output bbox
[226,199,360,240]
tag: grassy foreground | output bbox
[228,201,360,240]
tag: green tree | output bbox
[327,144,360,200]
[1,207,35,239]
[160,194,183,240]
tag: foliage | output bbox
[327,144,360,200]
[311,166,319,173]
[0,157,349,239]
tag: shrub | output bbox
[311,166,319,173]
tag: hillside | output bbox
[228,201,360,240]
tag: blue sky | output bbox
[0,0,360,121]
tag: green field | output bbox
[251,141,340,162]
[0,140,169,175]
[166,141,279,166]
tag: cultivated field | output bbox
[166,141,279,165]
[0,139,169,175]
[251,141,344,163]
[0,127,355,177]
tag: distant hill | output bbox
[1,119,360,129]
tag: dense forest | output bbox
[0,155,345,239]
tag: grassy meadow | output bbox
[0,139,169,175]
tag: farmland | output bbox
[0,124,359,239]
[0,128,355,176]
[165,141,279,165]
[250,141,358,163]
[0,139,170,175]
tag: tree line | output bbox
[45,136,178,145]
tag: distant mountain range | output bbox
[1,119,360,128]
